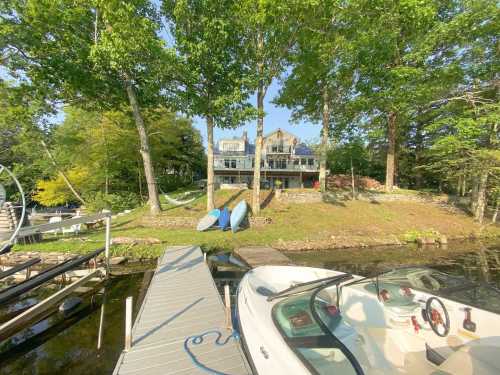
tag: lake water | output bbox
[284,240,500,288]
[0,272,147,375]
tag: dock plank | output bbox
[234,246,292,268]
[113,246,251,375]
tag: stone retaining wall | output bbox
[277,191,323,204]
[277,189,463,208]
[1,251,78,266]
[140,215,272,228]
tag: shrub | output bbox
[84,192,141,213]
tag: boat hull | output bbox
[230,200,247,233]
[237,265,500,375]
[196,209,220,231]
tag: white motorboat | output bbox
[237,265,500,374]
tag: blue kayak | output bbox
[230,200,247,233]
[218,207,230,230]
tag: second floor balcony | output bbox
[214,157,318,172]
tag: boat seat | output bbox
[435,344,500,375]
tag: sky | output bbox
[192,81,322,147]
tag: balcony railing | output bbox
[214,158,318,172]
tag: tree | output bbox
[238,0,303,214]
[1,0,174,214]
[33,106,205,207]
[162,0,254,211]
[275,0,353,192]
[0,81,51,199]
[336,0,462,191]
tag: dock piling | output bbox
[104,216,111,278]
[124,296,132,352]
[224,283,232,330]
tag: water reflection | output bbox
[0,273,145,375]
[285,241,500,289]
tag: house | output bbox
[214,129,319,189]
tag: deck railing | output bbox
[214,158,318,172]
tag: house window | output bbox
[293,159,299,165]
[277,159,287,169]
[222,143,239,152]
[301,158,307,165]
[308,158,314,166]
[224,159,237,168]
[268,159,274,169]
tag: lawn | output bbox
[13,189,500,258]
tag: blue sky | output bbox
[193,80,322,147]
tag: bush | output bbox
[84,192,141,213]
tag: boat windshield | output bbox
[272,281,364,375]
[364,267,500,314]
[267,273,352,301]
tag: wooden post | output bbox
[224,284,232,330]
[104,215,111,278]
[124,296,133,352]
[203,252,207,263]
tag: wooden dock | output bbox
[113,246,251,375]
[234,246,292,268]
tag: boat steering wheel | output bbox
[0,164,26,254]
[425,297,450,337]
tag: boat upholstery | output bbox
[437,344,500,375]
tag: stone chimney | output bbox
[242,131,248,143]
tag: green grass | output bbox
[14,189,500,258]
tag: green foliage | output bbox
[403,229,440,243]
[33,168,90,206]
[84,191,140,213]
[327,138,385,180]
[29,106,205,207]
[162,0,254,125]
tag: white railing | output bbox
[214,158,319,172]
[17,212,112,275]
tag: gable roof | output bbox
[263,128,298,141]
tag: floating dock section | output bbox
[113,246,251,375]
[234,246,292,268]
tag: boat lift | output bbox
[0,163,113,341]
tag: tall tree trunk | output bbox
[319,86,329,193]
[252,31,265,215]
[385,111,397,191]
[457,175,463,196]
[414,122,423,189]
[206,115,215,211]
[40,140,86,205]
[461,173,467,196]
[350,157,356,200]
[492,200,498,224]
[474,170,488,224]
[471,175,479,214]
[125,81,161,215]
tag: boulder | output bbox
[416,237,436,246]
[110,256,128,265]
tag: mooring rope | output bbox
[183,330,240,375]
